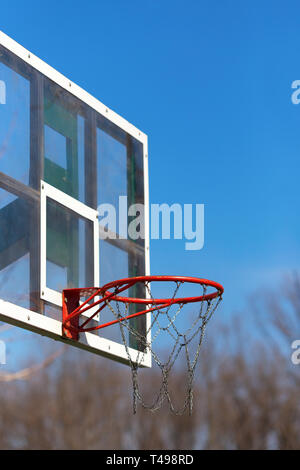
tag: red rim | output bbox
[100,275,224,304]
[62,276,224,339]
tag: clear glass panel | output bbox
[44,80,86,203]
[46,198,94,292]
[98,240,146,349]
[96,120,146,350]
[97,241,127,343]
[96,123,145,244]
[44,302,61,321]
[97,129,127,209]
[99,240,129,286]
[44,125,67,169]
[0,188,15,210]
[0,188,33,309]
[0,62,30,186]
[77,115,85,203]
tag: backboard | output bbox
[0,31,151,367]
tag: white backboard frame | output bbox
[40,180,100,320]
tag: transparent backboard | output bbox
[0,31,150,367]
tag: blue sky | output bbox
[1,0,300,342]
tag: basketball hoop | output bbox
[62,275,224,414]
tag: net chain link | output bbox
[104,281,222,415]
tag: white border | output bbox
[0,31,151,367]
[40,180,99,316]
[0,299,151,367]
[143,137,151,346]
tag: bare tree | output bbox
[0,274,299,449]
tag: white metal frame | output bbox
[0,30,151,367]
[0,299,151,367]
[40,180,100,317]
